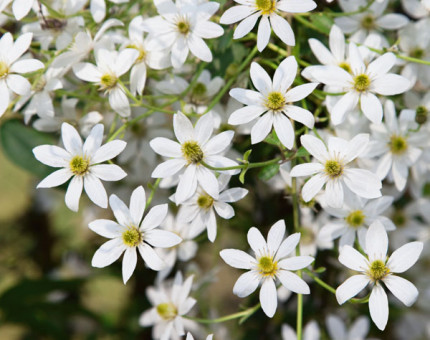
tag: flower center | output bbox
[69,155,90,176]
[339,62,352,73]
[256,0,276,15]
[368,259,389,281]
[122,226,142,247]
[265,91,285,111]
[177,19,190,35]
[415,105,428,125]
[190,82,207,103]
[0,61,9,79]
[197,194,214,209]
[346,210,365,228]
[181,140,204,164]
[410,48,424,59]
[156,303,177,320]
[389,135,408,155]
[100,73,118,90]
[361,14,376,30]
[33,77,47,92]
[324,159,343,178]
[258,256,278,277]
[353,74,370,92]
[392,211,406,227]
[127,44,146,62]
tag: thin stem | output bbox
[201,156,281,171]
[145,178,161,209]
[185,303,260,324]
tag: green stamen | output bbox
[181,141,204,164]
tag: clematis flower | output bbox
[336,221,423,330]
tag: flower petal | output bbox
[91,238,125,268]
[220,249,255,269]
[277,270,310,294]
[141,204,168,231]
[336,275,369,305]
[122,247,137,284]
[145,229,182,247]
[383,275,418,307]
[260,278,278,317]
[89,219,122,238]
[130,186,146,226]
[369,284,388,331]
[232,271,260,297]
[386,241,423,273]
[65,176,83,212]
[84,173,108,208]
[338,245,368,271]
[37,168,72,188]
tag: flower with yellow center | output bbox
[336,221,423,331]
[89,186,182,284]
[220,220,314,317]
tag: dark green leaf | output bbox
[296,146,310,158]
[258,163,280,181]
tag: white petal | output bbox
[6,74,30,95]
[149,137,182,157]
[141,204,168,231]
[324,180,344,209]
[267,220,285,254]
[276,232,300,260]
[37,169,72,188]
[343,169,382,200]
[109,194,133,227]
[277,0,317,13]
[278,256,314,271]
[91,140,126,164]
[232,271,260,297]
[115,49,139,76]
[10,59,44,73]
[229,88,264,106]
[233,12,260,39]
[151,159,186,178]
[329,25,345,62]
[72,63,101,82]
[228,105,266,125]
[88,219,122,238]
[90,164,126,181]
[84,173,108,208]
[338,245,368,271]
[277,270,310,294]
[285,105,315,129]
[383,275,418,307]
[130,186,146,226]
[369,284,388,331]
[197,167,219,199]
[90,0,106,22]
[331,92,359,125]
[122,247,137,284]
[250,61,272,95]
[219,188,249,202]
[219,249,255,269]
[188,34,212,62]
[376,14,409,30]
[174,112,194,144]
[203,130,234,156]
[335,275,369,305]
[61,123,83,155]
[301,173,326,202]
[345,133,369,163]
[220,5,256,24]
[366,52,396,78]
[12,0,33,20]
[260,278,277,317]
[372,74,410,96]
[195,113,214,146]
[360,92,382,124]
[289,163,324,177]
[83,124,104,157]
[92,238,125,267]
[274,114,294,149]
[247,227,267,253]
[138,243,165,271]
[145,229,182,247]
[171,37,189,68]
[109,88,130,117]
[299,134,329,162]
[206,209,218,242]
[175,165,198,204]
[65,176,83,212]
[386,241,423,273]
[273,56,297,92]
[251,113,273,144]
[309,38,336,65]
[285,83,318,103]
[365,220,388,262]
[270,13,295,46]
[33,145,70,167]
[214,201,234,219]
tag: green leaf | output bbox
[296,146,309,158]
[264,131,280,146]
[243,149,252,162]
[239,168,248,184]
[314,267,326,273]
[258,163,280,181]
[0,119,55,178]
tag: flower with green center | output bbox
[353,74,371,92]
[389,135,408,155]
[69,155,90,176]
[181,140,204,164]
[122,226,142,247]
[0,61,9,79]
[410,48,424,59]
[346,210,365,228]
[361,15,376,30]
[156,303,178,320]
[415,106,428,125]
[265,91,286,111]
[190,82,208,104]
[127,44,147,62]
[324,159,343,178]
[220,220,314,317]
[89,186,182,284]
[338,62,351,73]
[255,0,276,15]
[336,221,423,331]
[391,211,406,227]
[197,194,214,210]
[100,73,118,91]
[177,19,190,35]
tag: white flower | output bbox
[177,174,248,242]
[281,321,320,340]
[139,272,198,340]
[0,32,44,118]
[186,333,213,340]
[401,0,430,19]
[73,48,138,117]
[335,0,408,44]
[326,314,370,340]
[336,221,423,330]
[220,220,313,318]
[306,43,410,125]
[89,186,182,283]
[143,0,224,68]
[290,134,382,208]
[220,0,316,51]
[366,100,428,192]
[229,56,318,149]
[320,193,395,249]
[0,0,35,20]
[33,123,127,211]
[150,112,237,204]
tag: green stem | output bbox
[145,178,161,209]
[294,15,327,35]
[201,156,281,171]
[185,303,260,324]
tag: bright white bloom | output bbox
[33,123,127,211]
[401,0,430,19]
[290,134,382,208]
[306,43,410,125]
[220,0,316,51]
[186,333,213,340]
[0,0,35,20]
[320,193,395,249]
[73,48,138,117]
[326,315,370,340]
[281,321,320,340]
[89,186,182,283]
[0,32,44,118]
[220,220,313,317]
[335,0,408,44]
[366,100,427,191]
[143,0,224,68]
[150,112,237,204]
[124,16,170,95]
[139,272,198,340]
[229,56,318,149]
[336,221,423,330]
[177,174,248,242]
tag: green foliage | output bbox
[258,163,280,181]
